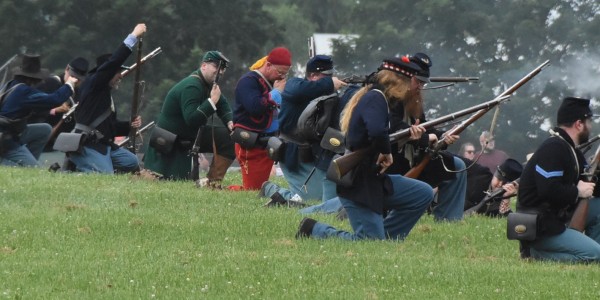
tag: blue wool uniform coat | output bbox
[75,43,132,149]
[233,71,278,132]
[337,88,393,214]
[517,127,584,237]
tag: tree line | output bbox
[1,0,599,161]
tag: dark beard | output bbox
[579,130,590,144]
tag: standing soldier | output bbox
[144,51,234,188]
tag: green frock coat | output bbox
[144,70,232,179]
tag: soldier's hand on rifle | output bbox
[502,182,518,198]
[210,84,221,105]
[227,121,234,132]
[577,180,595,198]
[408,120,426,141]
[131,116,142,129]
[332,77,347,91]
[274,78,286,92]
[377,153,393,174]
[53,102,71,114]
[132,23,147,38]
[442,133,460,145]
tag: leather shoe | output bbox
[295,217,317,239]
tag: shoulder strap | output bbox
[549,129,579,176]
[252,70,273,91]
[0,83,25,109]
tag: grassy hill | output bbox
[1,166,599,299]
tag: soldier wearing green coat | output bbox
[144,51,234,187]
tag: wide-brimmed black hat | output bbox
[12,54,49,80]
[88,53,128,74]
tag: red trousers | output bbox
[234,144,273,190]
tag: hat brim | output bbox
[320,69,334,75]
[12,67,49,80]
[415,75,430,83]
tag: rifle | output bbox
[0,54,18,87]
[576,134,600,155]
[341,75,479,85]
[568,143,600,232]
[405,60,550,179]
[190,60,223,181]
[127,38,144,154]
[465,178,520,215]
[48,103,78,143]
[116,121,156,147]
[329,95,511,180]
[120,47,162,77]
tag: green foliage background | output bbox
[1,0,599,160]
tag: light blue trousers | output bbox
[529,198,600,263]
[311,174,434,241]
[69,145,139,174]
[1,123,51,167]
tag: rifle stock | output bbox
[569,143,600,232]
[47,103,79,146]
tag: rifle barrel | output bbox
[429,77,479,82]
[120,47,162,77]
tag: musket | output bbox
[127,38,144,154]
[120,47,162,77]
[0,54,18,87]
[569,142,600,232]
[576,134,600,154]
[189,60,224,181]
[328,95,511,180]
[48,103,78,143]
[465,178,520,215]
[405,60,550,179]
[116,121,156,147]
[341,75,479,85]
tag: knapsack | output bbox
[296,93,340,142]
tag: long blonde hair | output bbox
[340,70,412,133]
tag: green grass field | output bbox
[1,166,599,299]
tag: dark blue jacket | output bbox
[0,80,73,120]
[233,71,278,132]
[76,44,132,146]
[279,76,333,134]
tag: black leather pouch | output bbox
[320,127,345,154]
[267,136,285,161]
[53,132,87,153]
[231,127,259,149]
[149,126,177,154]
[507,212,538,241]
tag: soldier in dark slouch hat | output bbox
[0,54,79,166]
[516,96,600,262]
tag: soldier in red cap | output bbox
[231,47,292,190]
